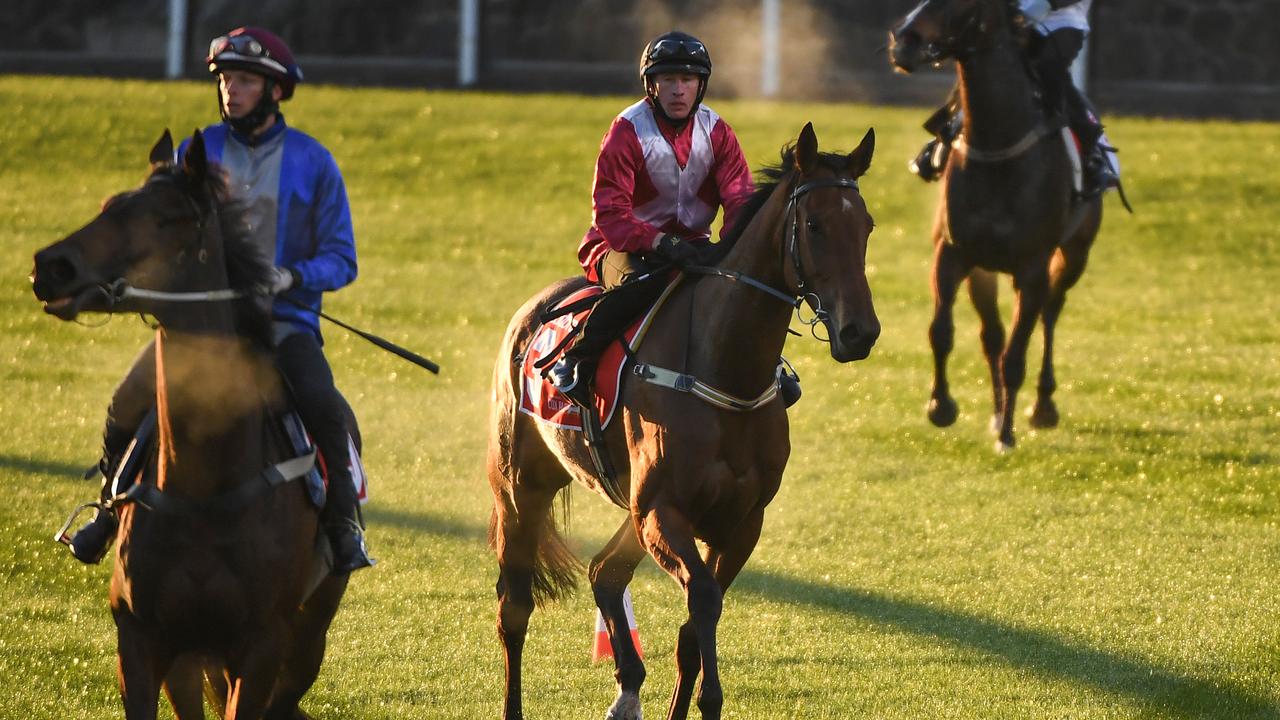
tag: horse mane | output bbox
[150,162,276,346]
[702,144,851,266]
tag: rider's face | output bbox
[218,70,279,119]
[651,73,702,120]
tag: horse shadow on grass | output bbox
[350,505,1278,717]
[0,453,94,480]
[734,568,1279,719]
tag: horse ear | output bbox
[181,129,208,185]
[796,122,819,176]
[150,129,174,168]
[846,128,875,179]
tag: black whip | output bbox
[278,295,440,374]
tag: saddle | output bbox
[518,279,680,432]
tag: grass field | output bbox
[1,74,1277,719]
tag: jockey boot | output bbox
[548,353,596,408]
[909,139,946,182]
[321,453,374,575]
[547,355,580,393]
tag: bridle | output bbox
[903,0,1000,66]
[99,172,253,310]
[630,172,865,413]
[686,174,862,343]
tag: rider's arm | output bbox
[592,118,665,253]
[710,120,755,241]
[289,148,358,292]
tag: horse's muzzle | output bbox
[31,244,107,320]
[832,321,881,362]
[889,30,923,74]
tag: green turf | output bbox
[1,75,1277,719]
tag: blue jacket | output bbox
[179,119,357,342]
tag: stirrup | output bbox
[54,502,106,547]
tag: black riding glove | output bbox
[652,234,702,268]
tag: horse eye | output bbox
[805,218,821,233]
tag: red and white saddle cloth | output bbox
[518,281,677,431]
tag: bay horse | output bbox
[487,123,878,720]
[890,0,1104,451]
[31,130,348,719]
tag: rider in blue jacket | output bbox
[62,27,373,575]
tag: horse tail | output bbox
[486,292,583,606]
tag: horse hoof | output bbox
[604,691,642,720]
[989,414,1002,436]
[994,439,1015,454]
[1028,402,1059,429]
[927,396,959,427]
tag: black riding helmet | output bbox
[639,31,713,124]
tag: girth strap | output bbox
[114,450,316,518]
[632,363,781,412]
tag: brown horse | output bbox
[890,0,1104,451]
[31,130,347,719]
[487,123,878,720]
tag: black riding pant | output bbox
[565,250,668,365]
[276,331,357,523]
[1027,28,1098,144]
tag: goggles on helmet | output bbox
[208,34,289,77]
[648,38,709,64]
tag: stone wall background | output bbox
[2,0,1277,119]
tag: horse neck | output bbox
[956,19,1041,149]
[153,324,277,497]
[688,180,794,394]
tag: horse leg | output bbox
[115,614,169,720]
[996,269,1051,451]
[163,654,207,719]
[927,241,971,427]
[639,506,724,720]
[1031,215,1097,429]
[223,625,286,720]
[264,574,349,720]
[967,269,1005,433]
[589,518,649,720]
[664,510,765,720]
[492,483,560,720]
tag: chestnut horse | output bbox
[487,123,878,720]
[31,130,347,719]
[890,0,1104,451]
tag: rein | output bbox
[633,175,861,412]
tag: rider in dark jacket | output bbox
[910,0,1116,196]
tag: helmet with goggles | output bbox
[639,31,712,82]
[207,27,303,100]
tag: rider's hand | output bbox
[1020,0,1052,24]
[262,266,298,295]
[651,233,701,267]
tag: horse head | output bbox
[785,123,879,362]
[31,130,271,329]
[889,0,1013,72]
